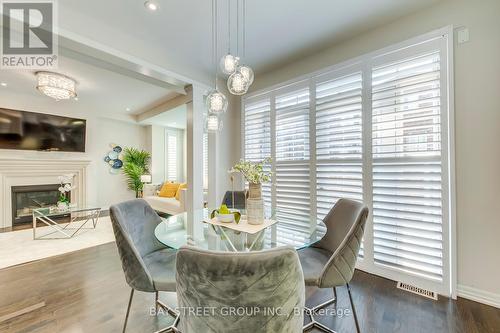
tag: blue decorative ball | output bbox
[104,156,111,162]
[112,159,123,169]
[113,146,122,153]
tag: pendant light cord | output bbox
[212,0,218,89]
[227,0,231,54]
[243,0,246,58]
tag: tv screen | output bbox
[0,108,86,152]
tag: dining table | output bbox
[154,208,326,252]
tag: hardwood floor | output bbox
[0,243,498,333]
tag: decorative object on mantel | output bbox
[104,144,124,174]
[122,147,151,198]
[57,174,76,211]
[229,158,272,225]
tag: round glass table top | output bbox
[154,208,326,252]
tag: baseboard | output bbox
[457,284,500,309]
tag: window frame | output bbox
[242,26,456,297]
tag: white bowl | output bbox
[216,214,234,223]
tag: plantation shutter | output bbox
[315,71,364,254]
[166,132,177,181]
[274,86,311,231]
[371,48,445,281]
[244,96,272,210]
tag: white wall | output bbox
[0,103,148,209]
[253,0,500,304]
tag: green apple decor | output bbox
[211,204,241,223]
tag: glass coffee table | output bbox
[32,206,101,240]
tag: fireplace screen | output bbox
[11,184,69,225]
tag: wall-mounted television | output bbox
[0,108,86,152]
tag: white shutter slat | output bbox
[372,49,444,281]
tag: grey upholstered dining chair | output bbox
[110,199,179,333]
[221,190,246,210]
[176,246,305,333]
[298,198,368,333]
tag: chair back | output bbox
[315,198,369,288]
[110,199,165,292]
[221,191,246,210]
[176,246,305,333]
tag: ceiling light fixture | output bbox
[144,1,158,11]
[206,0,227,131]
[36,72,77,100]
[126,107,131,112]
[0,82,7,87]
[225,0,253,96]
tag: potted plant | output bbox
[57,174,75,210]
[122,147,151,198]
[229,158,272,224]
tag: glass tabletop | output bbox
[33,205,101,217]
[154,208,326,252]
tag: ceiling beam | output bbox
[136,86,193,122]
[60,37,188,95]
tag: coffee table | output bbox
[32,206,101,240]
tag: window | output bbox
[166,131,178,182]
[242,29,453,296]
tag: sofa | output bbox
[143,183,186,216]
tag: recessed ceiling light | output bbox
[0,82,7,87]
[144,1,158,11]
[126,107,131,112]
[74,97,79,101]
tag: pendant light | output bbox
[227,0,253,95]
[207,113,223,132]
[206,0,228,120]
[219,0,238,75]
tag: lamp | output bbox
[140,174,152,183]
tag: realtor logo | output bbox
[1,0,58,69]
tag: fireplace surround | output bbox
[0,159,90,229]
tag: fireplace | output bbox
[11,184,71,225]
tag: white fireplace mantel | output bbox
[0,159,91,228]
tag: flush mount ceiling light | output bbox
[36,72,77,101]
[144,1,159,11]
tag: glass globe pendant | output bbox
[220,54,239,75]
[205,90,228,114]
[227,69,249,95]
[206,114,223,132]
[238,65,254,86]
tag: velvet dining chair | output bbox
[175,245,305,333]
[298,198,369,333]
[110,199,179,333]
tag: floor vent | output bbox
[397,282,438,300]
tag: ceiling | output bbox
[58,0,443,84]
[0,55,176,121]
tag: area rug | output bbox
[0,216,116,270]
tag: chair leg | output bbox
[346,283,361,333]
[123,288,135,333]
[303,287,337,333]
[155,295,180,333]
[155,291,159,313]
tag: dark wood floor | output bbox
[0,243,498,333]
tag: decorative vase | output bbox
[248,183,262,199]
[246,183,264,225]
